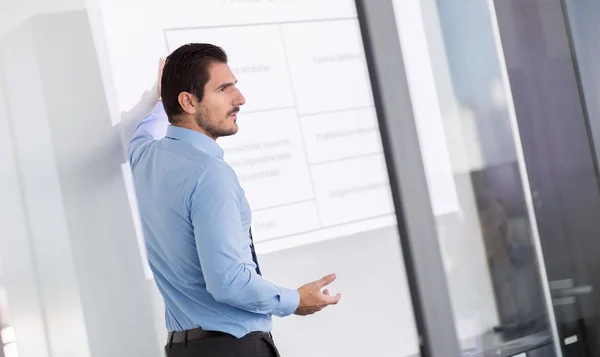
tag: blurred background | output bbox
[1,0,599,356]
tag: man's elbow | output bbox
[210,290,238,306]
[206,268,249,306]
[207,282,241,305]
[128,138,152,167]
[128,143,140,168]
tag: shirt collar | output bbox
[165,125,224,159]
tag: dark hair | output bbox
[161,43,228,123]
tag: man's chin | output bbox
[229,123,239,135]
[216,126,238,139]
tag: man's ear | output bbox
[178,92,198,115]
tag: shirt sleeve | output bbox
[190,164,300,317]
[128,101,169,169]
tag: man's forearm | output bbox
[205,263,300,317]
[119,83,161,148]
[128,100,168,167]
[134,100,169,139]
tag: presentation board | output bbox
[88,0,458,261]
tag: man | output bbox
[129,43,341,357]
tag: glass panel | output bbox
[494,0,600,355]
[1,1,421,357]
[564,0,600,169]
[391,0,559,355]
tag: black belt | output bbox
[167,327,272,345]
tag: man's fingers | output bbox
[315,293,342,312]
[315,273,337,289]
[157,58,165,95]
[324,293,342,305]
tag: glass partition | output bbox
[383,0,559,355]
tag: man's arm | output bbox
[127,58,167,169]
[190,164,300,317]
[128,101,169,168]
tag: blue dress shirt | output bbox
[128,101,300,338]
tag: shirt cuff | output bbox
[273,287,300,318]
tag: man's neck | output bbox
[172,122,217,141]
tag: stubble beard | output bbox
[195,107,238,139]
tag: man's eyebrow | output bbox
[215,80,237,91]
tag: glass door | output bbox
[492,0,600,355]
[358,0,558,355]
[358,0,600,356]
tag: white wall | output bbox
[262,227,420,357]
[0,31,52,357]
[0,10,161,357]
[0,0,84,38]
[0,18,90,357]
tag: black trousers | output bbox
[165,332,281,357]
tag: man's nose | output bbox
[234,89,246,106]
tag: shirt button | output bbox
[280,311,284,315]
[256,308,260,312]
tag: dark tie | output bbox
[249,227,262,276]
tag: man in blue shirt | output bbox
[129,43,341,357]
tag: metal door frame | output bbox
[354,1,461,356]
